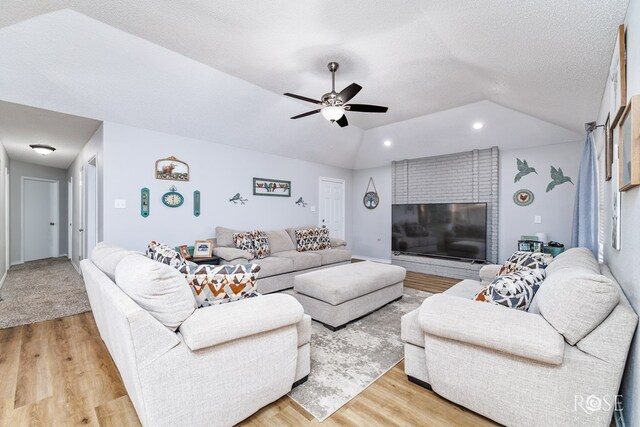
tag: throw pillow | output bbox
[146,240,185,269]
[498,251,548,275]
[295,228,321,252]
[250,230,270,259]
[181,263,261,307]
[317,227,331,250]
[233,232,255,255]
[474,268,546,311]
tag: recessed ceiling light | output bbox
[472,122,484,130]
[384,140,392,147]
[30,144,56,155]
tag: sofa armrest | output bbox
[479,264,501,284]
[330,238,347,248]
[418,294,564,365]
[179,294,304,351]
[213,246,254,261]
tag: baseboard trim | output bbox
[71,260,81,275]
[352,255,391,264]
[10,260,23,266]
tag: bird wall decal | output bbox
[295,197,308,207]
[546,166,574,192]
[229,193,248,205]
[514,158,538,182]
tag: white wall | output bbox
[351,165,392,262]
[101,122,353,251]
[499,141,582,261]
[593,0,640,424]
[0,140,9,284]
[9,159,68,264]
[67,124,104,270]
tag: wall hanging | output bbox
[514,158,537,182]
[155,156,189,181]
[605,114,613,181]
[162,186,184,207]
[513,189,534,206]
[363,177,380,209]
[618,95,640,191]
[229,193,248,205]
[608,24,627,126]
[253,177,291,197]
[140,187,150,217]
[546,166,573,192]
[295,197,308,207]
[193,190,201,217]
[612,136,622,250]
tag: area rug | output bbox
[0,257,90,329]
[286,287,432,421]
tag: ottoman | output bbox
[293,261,406,330]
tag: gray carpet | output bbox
[0,257,90,329]
[287,287,432,421]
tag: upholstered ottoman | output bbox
[293,261,406,330]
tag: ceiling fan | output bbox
[284,62,388,127]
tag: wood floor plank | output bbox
[0,326,22,402]
[13,322,54,408]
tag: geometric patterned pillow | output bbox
[146,240,185,269]
[233,232,255,255]
[180,263,261,307]
[249,230,270,259]
[317,227,331,250]
[473,268,547,311]
[295,228,322,252]
[498,251,548,276]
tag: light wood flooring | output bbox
[0,270,497,427]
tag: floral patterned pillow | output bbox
[474,268,546,311]
[179,263,260,307]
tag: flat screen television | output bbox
[392,203,487,262]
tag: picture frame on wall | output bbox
[612,129,621,250]
[253,177,291,197]
[605,114,613,181]
[618,95,640,191]
[609,24,626,126]
[156,156,190,182]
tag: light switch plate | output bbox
[310,205,316,212]
[534,215,542,224]
[115,199,126,209]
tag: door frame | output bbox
[318,176,346,239]
[21,176,59,262]
[5,167,9,270]
[68,176,73,261]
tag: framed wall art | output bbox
[609,24,626,126]
[612,128,621,250]
[619,95,640,191]
[253,177,291,197]
[605,114,612,181]
[156,156,189,181]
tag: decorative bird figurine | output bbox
[229,193,248,205]
[514,158,537,182]
[546,166,574,192]
[295,197,307,207]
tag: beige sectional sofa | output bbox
[213,226,352,293]
[401,248,638,427]
[82,243,311,427]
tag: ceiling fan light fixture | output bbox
[321,106,345,122]
[30,144,56,155]
[472,121,484,130]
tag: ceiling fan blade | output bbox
[290,109,321,119]
[283,93,322,105]
[345,104,388,113]
[336,114,349,127]
[337,83,362,104]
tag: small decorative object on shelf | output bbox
[229,193,248,205]
[363,177,379,209]
[295,197,308,207]
[513,189,534,206]
[155,156,189,181]
[141,187,150,217]
[193,240,214,258]
[162,186,184,207]
[178,245,191,260]
[544,241,565,257]
[618,95,640,191]
[253,177,291,197]
[193,190,201,216]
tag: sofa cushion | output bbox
[215,226,245,248]
[474,269,546,311]
[310,248,352,265]
[115,254,196,331]
[545,247,600,276]
[272,250,322,270]
[443,279,485,299]
[330,238,347,248]
[251,256,295,278]
[250,230,270,259]
[146,240,185,269]
[180,263,260,307]
[265,229,296,253]
[91,242,134,281]
[536,271,620,345]
[498,251,548,275]
[213,246,254,261]
[401,307,424,347]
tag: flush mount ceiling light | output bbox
[384,140,392,147]
[30,144,56,155]
[472,122,484,130]
[321,105,345,122]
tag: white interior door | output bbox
[319,177,345,240]
[78,166,85,261]
[23,178,58,262]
